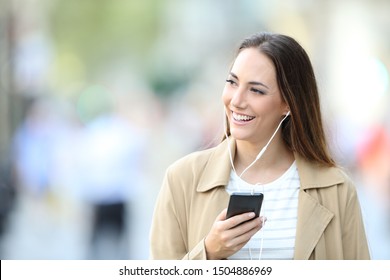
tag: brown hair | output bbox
[224,32,335,167]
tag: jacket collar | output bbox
[197,138,345,192]
[197,138,233,192]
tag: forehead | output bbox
[231,48,277,83]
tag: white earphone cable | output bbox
[224,109,290,260]
[239,111,290,178]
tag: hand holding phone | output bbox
[205,196,265,259]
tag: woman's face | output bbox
[222,47,288,145]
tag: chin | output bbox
[230,129,253,142]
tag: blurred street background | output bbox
[0,0,389,259]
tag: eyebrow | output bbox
[230,72,270,89]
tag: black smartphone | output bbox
[226,192,264,219]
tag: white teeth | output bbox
[232,112,255,121]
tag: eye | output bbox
[226,79,237,86]
[250,87,266,95]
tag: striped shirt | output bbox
[226,161,300,260]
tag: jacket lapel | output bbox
[294,154,344,259]
[197,138,233,192]
[294,190,334,259]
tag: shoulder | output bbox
[295,153,356,192]
[298,160,362,214]
[163,140,232,193]
[167,144,220,176]
[159,146,219,199]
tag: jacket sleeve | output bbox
[342,178,371,259]
[181,239,208,260]
[149,166,208,260]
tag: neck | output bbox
[233,135,294,184]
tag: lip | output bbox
[231,111,255,124]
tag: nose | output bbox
[230,87,247,109]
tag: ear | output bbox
[283,105,290,116]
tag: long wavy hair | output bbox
[223,32,335,167]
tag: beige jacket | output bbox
[149,139,370,260]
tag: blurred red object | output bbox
[356,125,390,206]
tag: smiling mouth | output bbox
[232,111,255,122]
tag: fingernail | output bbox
[248,212,255,218]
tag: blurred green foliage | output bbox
[49,0,194,99]
[49,0,162,78]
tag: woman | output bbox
[149,32,370,260]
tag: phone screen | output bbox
[226,192,264,219]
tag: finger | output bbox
[227,216,264,242]
[230,217,264,243]
[230,216,262,236]
[227,212,256,228]
[232,224,262,247]
[222,221,262,253]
